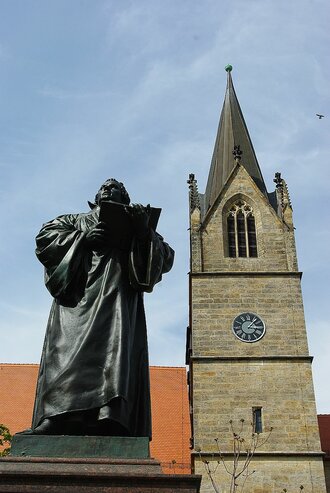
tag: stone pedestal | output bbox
[10,434,150,459]
[0,435,201,492]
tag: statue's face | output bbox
[97,180,124,204]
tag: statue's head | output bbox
[92,179,130,207]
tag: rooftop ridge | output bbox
[0,363,186,370]
[0,363,39,367]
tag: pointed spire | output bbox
[203,66,268,214]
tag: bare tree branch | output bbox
[195,419,273,493]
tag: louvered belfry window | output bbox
[227,200,257,258]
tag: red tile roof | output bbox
[318,415,330,457]
[0,364,38,435]
[150,366,191,474]
[0,364,191,474]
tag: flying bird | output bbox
[316,114,325,119]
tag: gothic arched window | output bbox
[227,200,258,258]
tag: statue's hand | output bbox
[125,203,150,240]
[85,222,110,249]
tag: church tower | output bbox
[187,66,326,492]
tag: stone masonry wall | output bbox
[192,360,321,452]
[190,166,325,491]
[194,456,327,493]
[191,274,309,357]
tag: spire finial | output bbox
[225,64,233,72]
[233,145,242,163]
[274,172,282,188]
[187,173,201,212]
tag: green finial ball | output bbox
[225,64,233,72]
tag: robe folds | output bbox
[32,207,174,438]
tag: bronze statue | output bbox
[30,179,174,437]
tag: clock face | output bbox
[232,312,265,343]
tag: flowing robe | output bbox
[32,206,174,438]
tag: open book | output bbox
[99,202,161,251]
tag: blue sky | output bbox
[0,0,329,412]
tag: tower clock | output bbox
[232,312,265,342]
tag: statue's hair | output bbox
[94,178,130,206]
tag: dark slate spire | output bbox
[203,66,268,214]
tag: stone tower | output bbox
[187,66,326,492]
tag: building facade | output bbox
[187,67,326,492]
